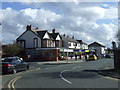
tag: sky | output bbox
[1,1,119,48]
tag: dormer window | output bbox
[74,43,77,46]
[68,42,71,46]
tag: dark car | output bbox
[100,54,105,58]
[105,54,111,58]
[1,57,29,74]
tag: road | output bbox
[2,58,119,89]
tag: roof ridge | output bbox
[36,30,47,32]
[89,42,105,47]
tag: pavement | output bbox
[28,58,85,64]
[98,67,120,79]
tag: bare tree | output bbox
[2,43,24,57]
[117,30,120,49]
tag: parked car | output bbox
[0,58,4,61]
[1,57,29,74]
[100,54,105,58]
[87,54,97,61]
[105,54,111,58]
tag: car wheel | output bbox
[24,66,29,71]
[27,66,29,70]
[12,68,17,74]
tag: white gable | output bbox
[43,32,50,39]
[56,35,61,40]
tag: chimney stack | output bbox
[52,28,55,33]
[35,27,39,30]
[63,34,66,37]
[26,25,32,30]
[72,36,74,39]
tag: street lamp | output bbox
[112,41,117,50]
[112,41,117,70]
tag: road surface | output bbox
[2,58,119,89]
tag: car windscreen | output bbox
[3,59,15,62]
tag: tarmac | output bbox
[36,59,85,64]
[29,58,120,80]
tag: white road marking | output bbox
[100,75,120,81]
[60,66,81,84]
[73,66,81,70]
[60,70,72,84]
[35,68,41,70]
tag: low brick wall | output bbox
[114,50,120,70]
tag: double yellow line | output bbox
[8,76,21,90]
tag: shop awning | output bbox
[63,49,73,52]
[85,50,89,52]
[74,49,81,52]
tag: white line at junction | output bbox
[60,70,72,84]
[60,66,81,84]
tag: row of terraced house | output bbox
[17,25,106,61]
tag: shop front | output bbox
[73,49,90,59]
[36,48,59,61]
[36,48,74,61]
[59,48,73,60]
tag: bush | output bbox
[2,43,24,57]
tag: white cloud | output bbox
[2,2,118,48]
[2,7,62,44]
[104,7,118,19]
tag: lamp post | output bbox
[112,41,117,50]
